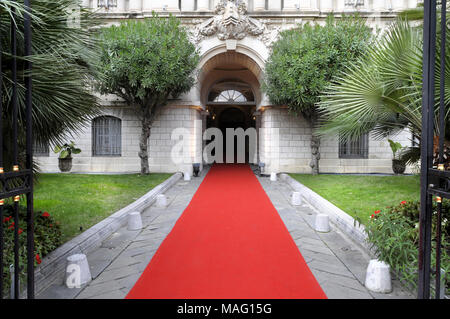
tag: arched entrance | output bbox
[200,51,262,164]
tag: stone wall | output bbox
[36,105,203,174]
[320,130,414,174]
[258,107,414,174]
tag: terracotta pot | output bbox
[58,157,72,172]
[392,159,406,175]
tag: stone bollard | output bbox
[155,194,167,208]
[127,211,143,231]
[439,268,445,299]
[364,259,392,293]
[10,264,18,299]
[65,254,92,288]
[291,192,302,206]
[314,214,330,233]
[184,172,191,181]
[270,172,277,182]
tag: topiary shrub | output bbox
[365,200,449,297]
[2,204,62,298]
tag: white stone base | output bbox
[365,259,392,293]
[65,254,92,287]
[127,211,143,231]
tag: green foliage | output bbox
[290,173,420,222]
[318,19,450,165]
[0,0,101,170]
[96,14,199,110]
[1,205,62,298]
[33,173,171,241]
[366,200,450,296]
[263,15,374,121]
[96,14,199,174]
[53,141,81,159]
[388,139,404,160]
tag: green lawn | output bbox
[33,173,171,242]
[289,174,421,224]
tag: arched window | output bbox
[92,116,121,156]
[213,90,248,103]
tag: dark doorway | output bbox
[206,106,256,163]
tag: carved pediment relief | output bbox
[192,0,278,46]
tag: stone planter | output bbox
[58,157,73,172]
[392,159,406,175]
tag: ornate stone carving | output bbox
[194,0,266,43]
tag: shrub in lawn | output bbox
[365,200,449,297]
[2,204,62,298]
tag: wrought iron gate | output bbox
[0,0,34,299]
[419,0,449,299]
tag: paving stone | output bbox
[76,280,123,299]
[320,281,373,299]
[37,284,82,299]
[87,289,126,299]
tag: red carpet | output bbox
[126,164,327,299]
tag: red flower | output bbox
[18,228,23,235]
[400,201,407,205]
[371,214,375,219]
[374,210,381,214]
[8,224,14,230]
[36,254,42,265]
[49,224,53,228]
[3,216,11,223]
[42,212,50,218]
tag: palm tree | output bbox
[1,0,101,171]
[317,19,450,165]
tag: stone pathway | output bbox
[37,165,413,299]
[37,168,208,299]
[257,174,413,299]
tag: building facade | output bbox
[36,0,419,174]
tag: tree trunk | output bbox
[309,117,320,175]
[310,135,320,175]
[139,115,152,175]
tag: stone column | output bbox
[164,0,180,11]
[372,0,385,11]
[268,0,281,10]
[129,0,142,12]
[319,0,333,11]
[117,0,127,11]
[392,0,407,11]
[198,0,209,11]
[283,0,298,11]
[306,0,319,11]
[182,0,196,10]
[254,0,266,11]
[253,111,262,164]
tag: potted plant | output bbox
[53,141,81,172]
[388,139,406,175]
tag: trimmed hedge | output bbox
[2,204,62,298]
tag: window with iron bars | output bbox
[92,116,122,156]
[338,133,369,159]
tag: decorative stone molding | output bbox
[192,0,279,47]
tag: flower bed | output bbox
[365,200,449,297]
[1,205,62,298]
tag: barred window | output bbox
[339,134,369,159]
[92,116,121,156]
[33,140,49,157]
